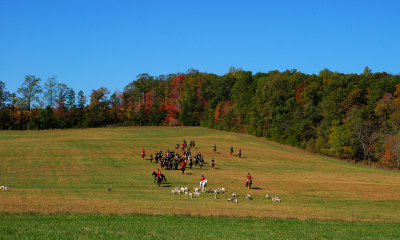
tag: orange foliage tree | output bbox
[383,136,400,168]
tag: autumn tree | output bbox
[179,73,202,126]
[87,87,111,127]
[354,120,378,165]
[383,136,400,168]
[375,93,394,126]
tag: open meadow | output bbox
[1,127,400,239]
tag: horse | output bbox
[141,152,146,160]
[189,159,193,169]
[155,153,159,163]
[174,160,179,170]
[246,178,252,189]
[200,179,208,192]
[238,151,242,158]
[152,171,167,187]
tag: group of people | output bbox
[229,146,242,157]
[157,149,189,173]
[143,139,206,175]
[211,144,242,157]
[176,139,195,151]
[147,139,250,188]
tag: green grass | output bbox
[0,214,399,240]
[0,126,400,222]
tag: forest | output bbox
[1,67,400,168]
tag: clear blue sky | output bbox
[1,0,399,95]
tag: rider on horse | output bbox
[141,148,146,159]
[200,175,207,191]
[201,175,205,182]
[238,148,242,158]
[246,172,252,188]
[180,161,186,174]
[154,169,164,187]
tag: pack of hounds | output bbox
[171,186,282,203]
[0,186,8,191]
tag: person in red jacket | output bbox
[200,175,206,182]
[180,161,186,174]
[141,148,146,160]
[238,148,242,158]
[157,169,161,177]
[246,172,252,188]
[200,175,207,191]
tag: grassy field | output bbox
[0,127,400,222]
[1,214,400,240]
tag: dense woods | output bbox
[1,67,400,168]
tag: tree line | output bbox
[1,67,400,168]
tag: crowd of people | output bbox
[143,139,250,188]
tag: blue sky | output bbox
[1,0,399,95]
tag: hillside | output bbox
[0,127,399,221]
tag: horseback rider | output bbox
[154,169,163,187]
[200,175,207,191]
[230,146,233,155]
[200,175,206,183]
[180,161,186,174]
[210,159,215,169]
[189,156,193,169]
[141,148,146,159]
[246,172,252,187]
[238,148,242,158]
[199,155,204,169]
[213,144,216,152]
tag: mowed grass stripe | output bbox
[0,214,399,240]
[0,127,400,221]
